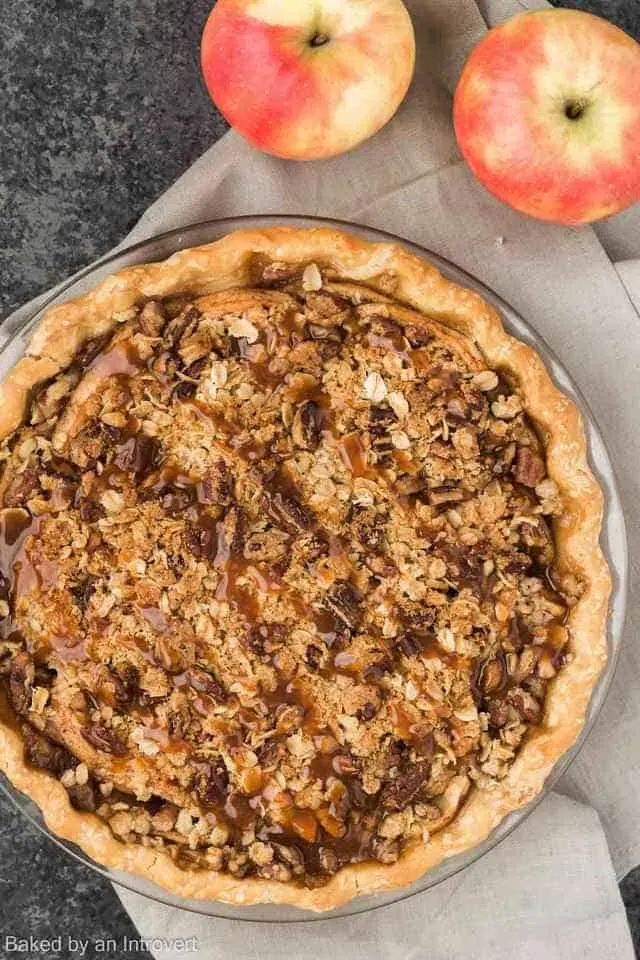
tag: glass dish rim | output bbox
[0,214,628,922]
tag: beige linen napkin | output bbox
[4,0,639,955]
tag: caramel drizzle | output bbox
[87,340,144,380]
[0,287,573,874]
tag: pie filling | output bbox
[0,261,578,887]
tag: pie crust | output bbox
[0,227,610,911]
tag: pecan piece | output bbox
[513,447,546,487]
[70,577,97,614]
[67,782,98,812]
[291,400,322,450]
[224,505,247,557]
[114,435,162,477]
[166,306,201,353]
[356,702,377,721]
[305,643,323,671]
[244,529,289,564]
[174,379,198,400]
[471,654,507,705]
[188,668,227,702]
[503,552,532,575]
[23,725,72,776]
[323,581,361,631]
[363,657,393,682]
[267,489,313,533]
[314,848,338,877]
[81,724,128,757]
[414,731,435,760]
[174,358,209,398]
[509,687,542,724]
[183,357,208,380]
[111,663,140,706]
[308,322,338,341]
[161,487,195,516]
[193,759,229,806]
[257,738,282,765]
[332,753,359,777]
[271,840,302,867]
[487,699,510,729]
[481,657,507,694]
[8,652,35,716]
[168,710,188,740]
[350,506,386,552]
[185,523,217,561]
[243,624,271,658]
[198,460,233,506]
[3,467,41,507]
[77,497,105,524]
[380,760,430,811]
[396,632,422,657]
[368,405,398,437]
[401,607,436,635]
[506,613,533,652]
[372,836,401,864]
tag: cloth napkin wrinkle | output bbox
[615,259,640,313]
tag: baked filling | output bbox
[0,260,578,888]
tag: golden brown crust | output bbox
[0,227,610,910]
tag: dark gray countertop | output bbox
[1,1,639,957]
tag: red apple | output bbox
[453,9,640,225]
[201,0,415,160]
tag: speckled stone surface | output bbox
[1,0,227,317]
[0,0,639,956]
[0,802,149,959]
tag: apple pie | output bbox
[0,227,610,910]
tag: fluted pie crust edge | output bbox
[0,227,611,911]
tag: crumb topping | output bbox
[0,262,577,886]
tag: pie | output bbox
[0,227,610,910]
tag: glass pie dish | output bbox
[0,215,628,921]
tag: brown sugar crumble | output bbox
[0,262,577,887]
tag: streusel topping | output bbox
[0,262,576,886]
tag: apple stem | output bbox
[310,33,330,47]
